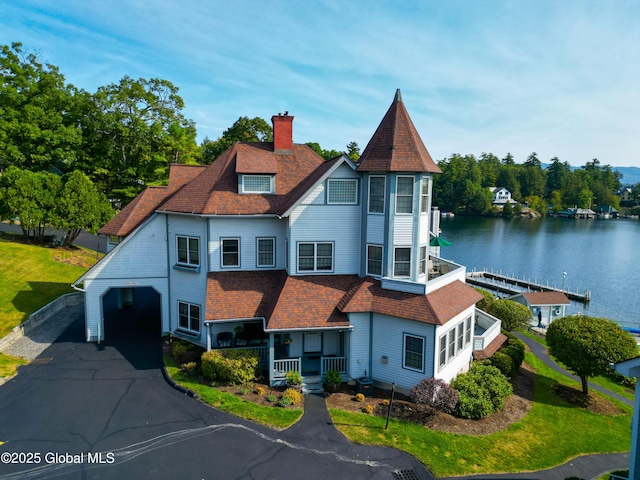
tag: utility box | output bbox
[356,377,373,397]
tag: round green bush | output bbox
[489,351,515,378]
[501,345,525,372]
[452,362,513,419]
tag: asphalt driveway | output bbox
[0,304,431,480]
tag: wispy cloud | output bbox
[1,0,638,167]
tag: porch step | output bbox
[301,375,324,394]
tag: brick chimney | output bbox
[272,112,294,154]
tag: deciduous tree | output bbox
[546,315,637,395]
[487,299,531,331]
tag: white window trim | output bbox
[393,247,411,278]
[297,241,334,273]
[177,301,201,335]
[438,319,470,371]
[420,178,430,214]
[327,178,358,205]
[368,176,386,214]
[396,176,414,214]
[256,237,276,268]
[403,333,425,373]
[366,244,383,277]
[221,237,240,268]
[419,245,427,275]
[176,235,200,268]
[241,174,274,194]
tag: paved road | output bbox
[0,293,430,480]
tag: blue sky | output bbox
[2,0,639,168]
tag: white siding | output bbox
[82,215,170,341]
[419,215,431,245]
[84,278,169,342]
[207,217,287,271]
[301,183,325,205]
[370,313,436,393]
[366,214,385,245]
[348,313,371,380]
[433,305,476,383]
[167,215,208,345]
[393,216,413,244]
[289,204,361,274]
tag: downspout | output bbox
[165,214,172,334]
[368,312,374,379]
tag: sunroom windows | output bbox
[438,316,473,371]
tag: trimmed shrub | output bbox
[502,345,525,372]
[201,349,259,385]
[489,351,515,378]
[410,378,458,414]
[325,369,342,387]
[355,393,365,403]
[362,404,374,415]
[278,396,293,407]
[282,388,302,405]
[452,362,513,419]
[255,386,266,396]
[180,361,198,374]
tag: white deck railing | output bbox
[473,309,502,351]
[273,358,301,381]
[321,356,347,375]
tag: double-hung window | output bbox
[394,247,411,277]
[257,237,275,267]
[298,242,333,272]
[420,179,430,213]
[403,334,424,372]
[447,329,456,360]
[177,236,199,268]
[327,179,357,204]
[178,302,200,334]
[368,176,385,213]
[419,246,427,275]
[396,176,414,214]
[464,316,472,346]
[366,245,383,276]
[221,238,240,267]
[439,335,447,369]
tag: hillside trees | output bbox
[0,42,83,172]
[84,76,197,205]
[200,116,273,164]
[0,167,112,244]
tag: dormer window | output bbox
[241,175,274,194]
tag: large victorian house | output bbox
[73,90,503,394]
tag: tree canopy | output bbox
[546,315,637,395]
[486,299,532,331]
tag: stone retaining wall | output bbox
[0,293,84,352]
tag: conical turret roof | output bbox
[357,90,441,173]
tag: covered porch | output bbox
[269,329,350,386]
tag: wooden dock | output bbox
[467,269,591,303]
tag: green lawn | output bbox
[330,352,632,477]
[164,356,302,429]
[0,237,96,338]
[0,352,28,377]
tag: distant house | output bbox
[508,291,570,327]
[72,90,504,395]
[594,205,619,219]
[488,187,517,206]
[614,356,640,480]
[619,187,634,203]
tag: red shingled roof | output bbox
[205,271,482,331]
[473,333,508,360]
[340,279,482,326]
[99,164,206,237]
[357,89,441,173]
[517,291,570,306]
[159,143,325,215]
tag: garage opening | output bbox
[101,287,161,368]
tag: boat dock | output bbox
[466,269,591,303]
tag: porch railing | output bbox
[321,356,347,375]
[273,358,301,381]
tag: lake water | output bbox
[438,216,640,327]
